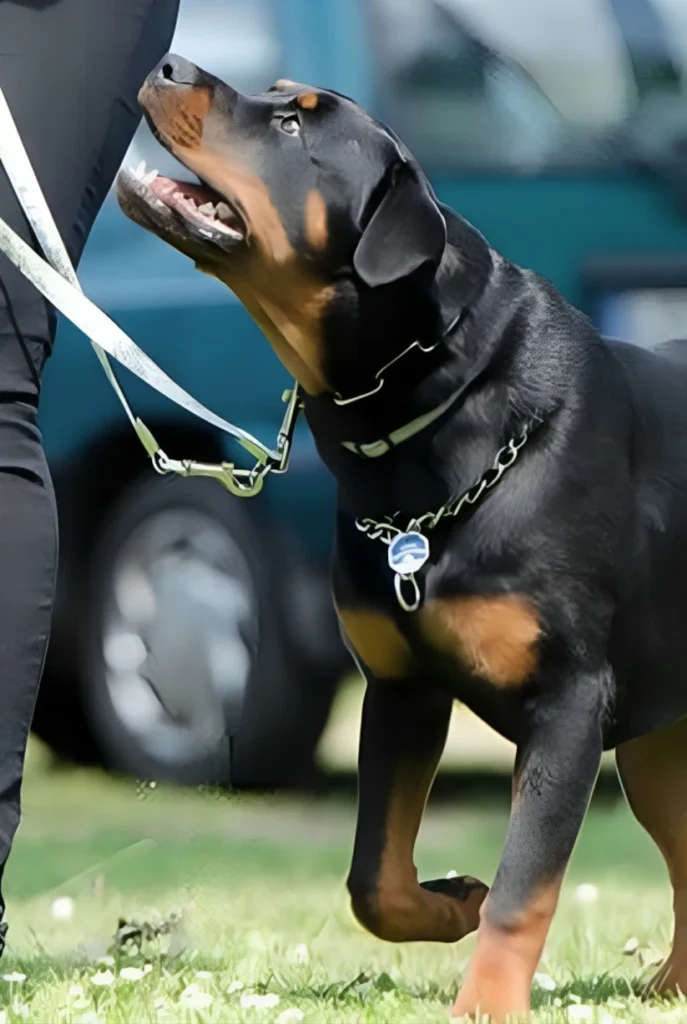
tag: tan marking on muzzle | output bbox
[183,150,333,394]
[187,150,295,262]
[138,83,211,150]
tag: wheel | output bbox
[54,473,335,787]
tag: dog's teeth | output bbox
[198,202,215,215]
[142,168,158,186]
[215,202,232,222]
[135,161,147,179]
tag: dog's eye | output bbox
[280,114,301,136]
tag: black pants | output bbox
[0,0,179,944]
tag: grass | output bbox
[0,739,684,1022]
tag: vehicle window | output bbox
[368,0,687,172]
[123,0,280,180]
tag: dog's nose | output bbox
[151,53,200,88]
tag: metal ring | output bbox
[394,573,421,613]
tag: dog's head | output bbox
[117,55,447,394]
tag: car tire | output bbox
[69,473,332,788]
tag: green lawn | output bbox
[0,739,683,1022]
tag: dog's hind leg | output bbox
[345,677,489,943]
[617,717,687,996]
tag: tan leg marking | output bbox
[359,764,488,943]
[452,877,562,1021]
[617,719,687,996]
[335,606,413,679]
[421,594,541,688]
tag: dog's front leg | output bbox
[452,668,608,1022]
[346,677,489,942]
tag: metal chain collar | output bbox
[355,414,542,611]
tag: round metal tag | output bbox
[387,532,430,575]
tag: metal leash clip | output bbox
[0,88,301,498]
[145,385,303,498]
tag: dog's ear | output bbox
[353,160,447,287]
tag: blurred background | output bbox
[30,0,687,793]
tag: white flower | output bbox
[143,964,153,975]
[75,1014,102,1024]
[180,983,213,1009]
[12,1005,29,1020]
[51,896,75,920]
[534,972,556,991]
[195,969,213,980]
[567,1006,594,1021]
[622,936,639,955]
[90,969,115,987]
[0,1010,7,1024]
[293,943,310,965]
[119,966,146,981]
[240,992,280,1009]
[68,983,85,999]
[2,972,26,983]
[276,1010,305,1024]
[227,980,245,994]
[575,883,599,904]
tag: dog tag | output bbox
[388,531,430,575]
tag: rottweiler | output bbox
[116,54,687,1021]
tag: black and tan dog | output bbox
[117,54,687,1020]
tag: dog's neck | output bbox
[303,210,574,522]
[303,212,501,502]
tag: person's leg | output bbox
[0,0,180,948]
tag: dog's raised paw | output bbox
[421,874,489,903]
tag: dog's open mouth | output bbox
[116,160,247,254]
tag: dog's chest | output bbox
[335,592,541,692]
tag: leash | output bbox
[0,88,302,498]
[356,414,543,612]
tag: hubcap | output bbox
[101,507,257,767]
